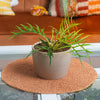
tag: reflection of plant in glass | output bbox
[58,93,75,100]
[75,87,100,100]
[58,85,100,100]
[8,18,92,65]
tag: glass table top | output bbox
[0,43,100,100]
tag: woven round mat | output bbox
[1,56,97,94]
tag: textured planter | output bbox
[32,42,72,80]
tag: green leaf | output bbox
[46,48,53,66]
[11,32,24,36]
[79,43,91,46]
[69,29,82,40]
[27,23,36,32]
[6,35,15,39]
[16,25,24,31]
[46,37,51,42]
[12,32,18,35]
[39,38,48,46]
[76,35,89,43]
[26,50,37,58]
[79,55,83,67]
[56,45,71,51]
[36,45,49,51]
[41,28,44,33]
[35,25,41,33]
[20,24,31,31]
[85,49,94,54]
[4,35,15,41]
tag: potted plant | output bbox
[8,18,92,80]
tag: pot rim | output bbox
[32,42,72,54]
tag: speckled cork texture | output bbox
[1,56,97,94]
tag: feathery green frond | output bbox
[7,17,92,66]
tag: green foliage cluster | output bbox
[8,18,92,66]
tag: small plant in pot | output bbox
[8,18,92,80]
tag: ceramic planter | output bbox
[32,42,72,80]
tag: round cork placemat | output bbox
[1,56,97,94]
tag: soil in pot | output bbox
[34,42,70,52]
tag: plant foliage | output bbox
[8,18,93,66]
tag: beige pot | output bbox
[32,42,72,80]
